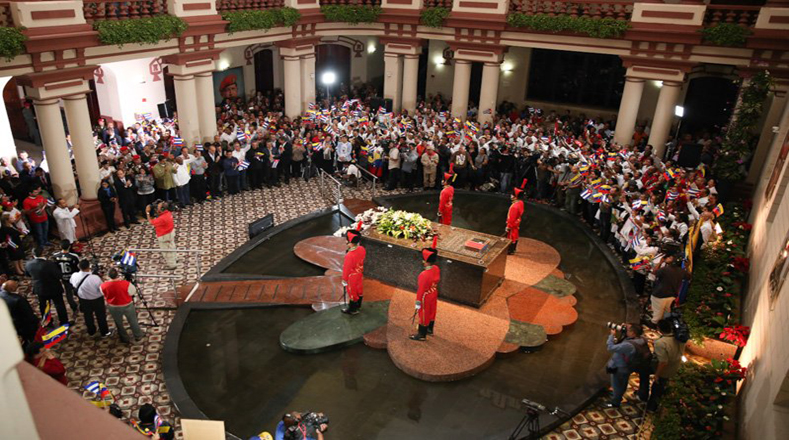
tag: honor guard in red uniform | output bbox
[342,221,366,315]
[437,165,455,225]
[411,236,441,341]
[506,179,527,255]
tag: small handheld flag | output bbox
[42,323,70,349]
[121,251,137,267]
[41,300,52,326]
[172,137,185,148]
[712,203,724,217]
[238,160,250,171]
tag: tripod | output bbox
[508,407,541,440]
[126,272,160,328]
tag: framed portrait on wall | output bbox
[769,229,789,311]
[213,67,245,106]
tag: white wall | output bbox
[426,40,454,100]
[96,57,166,127]
[738,99,789,440]
[498,47,532,105]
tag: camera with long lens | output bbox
[662,311,690,343]
[606,322,626,332]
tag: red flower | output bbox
[714,377,724,383]
[732,256,750,273]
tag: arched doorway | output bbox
[316,44,351,99]
[681,76,739,137]
[254,49,274,94]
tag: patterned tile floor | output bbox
[22,180,657,439]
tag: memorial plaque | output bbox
[361,222,509,307]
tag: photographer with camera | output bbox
[605,323,653,408]
[646,317,687,412]
[281,411,328,440]
[100,268,144,344]
[650,253,690,325]
[145,201,177,270]
[70,259,111,338]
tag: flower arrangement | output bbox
[683,203,751,342]
[375,209,434,241]
[719,325,750,347]
[652,358,746,439]
[713,71,772,180]
[333,207,386,238]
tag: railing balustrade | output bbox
[509,0,634,21]
[423,0,452,8]
[216,0,285,13]
[82,0,169,23]
[319,0,383,7]
[704,5,761,29]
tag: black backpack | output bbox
[625,338,656,372]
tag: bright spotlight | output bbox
[321,72,336,85]
[675,105,685,118]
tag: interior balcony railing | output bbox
[319,0,383,7]
[508,0,634,21]
[704,4,761,29]
[0,2,13,27]
[423,0,453,8]
[216,0,285,13]
[82,0,169,23]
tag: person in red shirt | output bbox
[145,201,177,269]
[506,179,527,255]
[437,167,455,225]
[411,236,441,341]
[25,341,68,385]
[22,186,50,248]
[342,222,366,315]
[100,268,144,343]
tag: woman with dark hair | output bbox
[25,341,68,385]
[97,179,118,232]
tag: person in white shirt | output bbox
[52,198,80,244]
[173,156,193,206]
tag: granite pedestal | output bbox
[361,223,509,307]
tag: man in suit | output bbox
[276,133,293,184]
[204,143,224,199]
[114,169,138,228]
[0,279,39,344]
[25,246,69,326]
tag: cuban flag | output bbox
[172,137,185,148]
[42,323,70,349]
[142,112,154,122]
[238,160,250,171]
[580,188,594,200]
[657,210,667,222]
[666,190,679,201]
[47,198,56,207]
[121,251,137,267]
[308,102,317,110]
[236,128,247,143]
[85,381,111,399]
[324,125,334,135]
[195,144,204,151]
[628,233,642,250]
[687,187,700,199]
[6,235,18,249]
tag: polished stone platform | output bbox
[280,301,390,354]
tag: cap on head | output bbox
[422,235,439,263]
[346,221,363,244]
[138,403,157,424]
[513,178,527,198]
[443,164,455,184]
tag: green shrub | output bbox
[222,7,301,34]
[420,7,450,29]
[0,27,27,61]
[507,13,629,39]
[701,23,751,47]
[94,16,187,47]
[321,5,382,24]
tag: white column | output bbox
[478,62,501,124]
[648,81,682,158]
[401,55,420,113]
[33,99,78,204]
[172,74,201,147]
[62,94,101,200]
[384,53,403,112]
[0,77,18,161]
[613,77,645,146]
[748,85,789,183]
[283,55,302,118]
[301,53,316,111]
[195,72,217,144]
[451,60,472,120]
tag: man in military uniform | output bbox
[437,166,455,225]
[505,179,527,255]
[411,236,441,341]
[50,240,80,314]
[134,403,174,439]
[342,222,366,315]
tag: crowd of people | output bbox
[0,83,733,436]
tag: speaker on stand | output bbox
[158,101,173,119]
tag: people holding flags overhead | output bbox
[437,166,455,225]
[342,222,366,315]
[411,235,441,341]
[506,179,527,255]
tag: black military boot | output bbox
[409,325,427,341]
[427,321,435,335]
